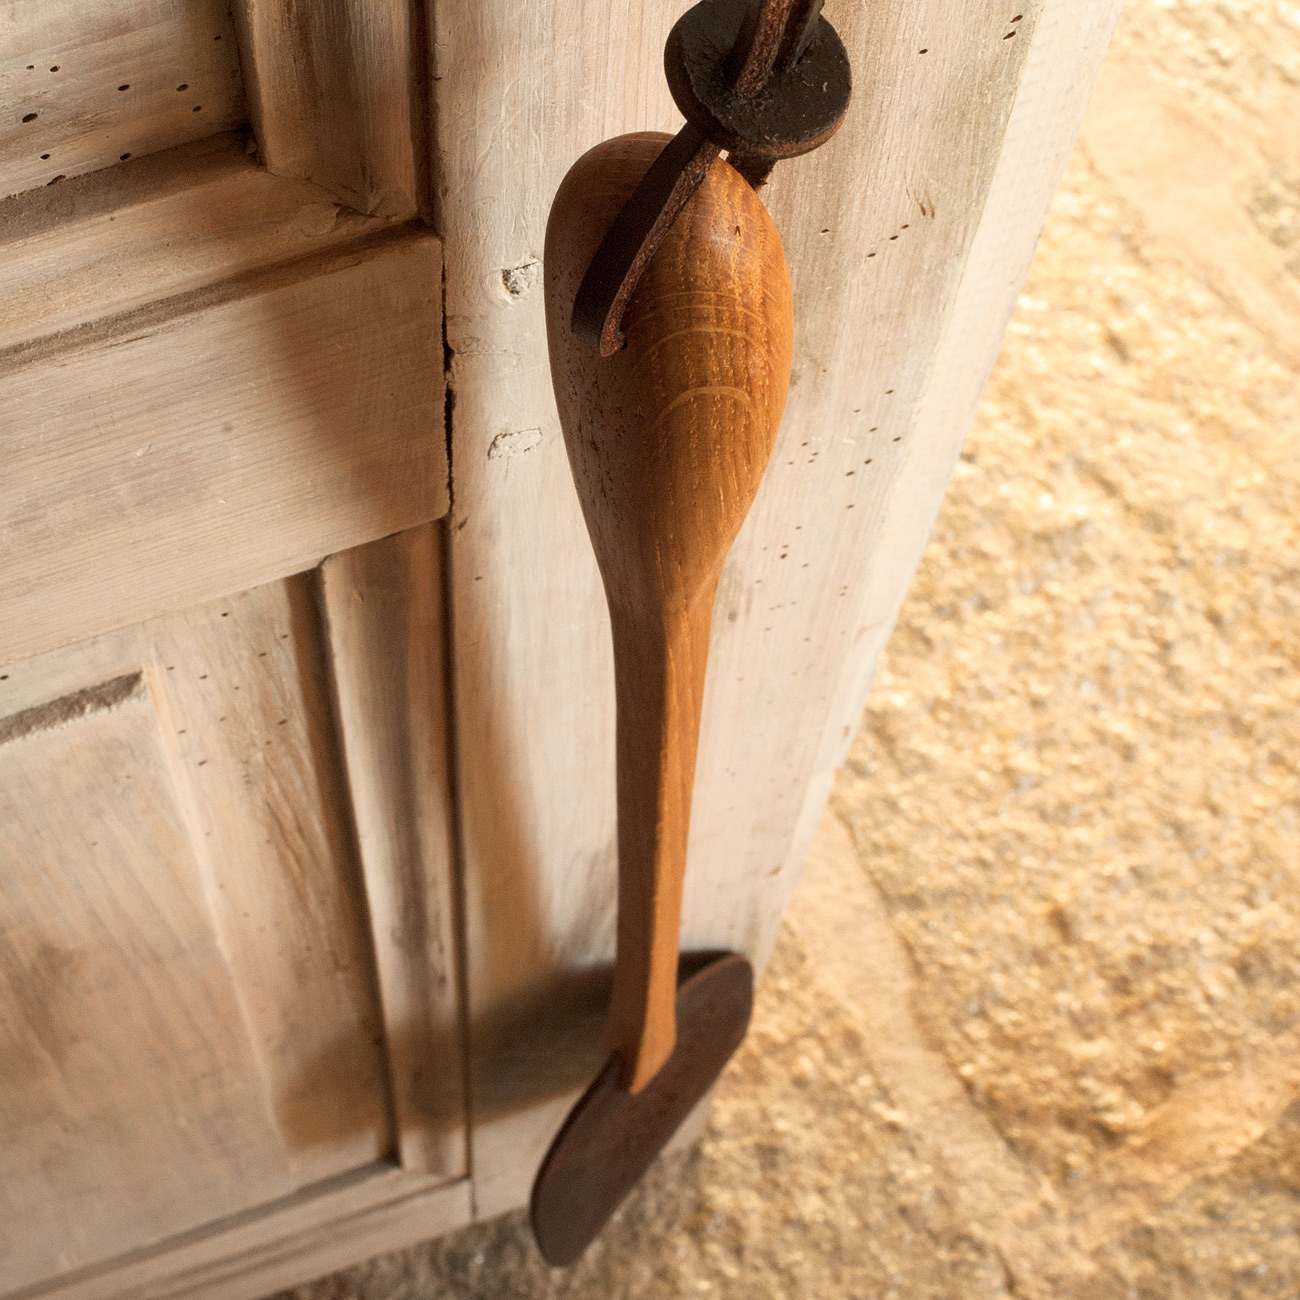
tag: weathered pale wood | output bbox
[2,4,455,1290]
[145,575,392,1186]
[0,0,246,200]
[320,526,467,1177]
[677,0,1109,959]
[0,231,446,666]
[775,0,1123,952]
[546,136,792,1092]
[232,0,423,218]
[22,1168,471,1300]
[0,676,289,1291]
[0,550,477,1297]
[0,0,1116,1284]
[0,133,400,353]
[434,0,1117,1216]
[0,577,396,1290]
[434,2,685,1218]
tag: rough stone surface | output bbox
[271,0,1300,1294]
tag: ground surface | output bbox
[274,0,1300,1294]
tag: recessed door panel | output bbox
[0,574,391,1290]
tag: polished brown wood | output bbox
[545,132,793,1094]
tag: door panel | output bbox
[145,575,392,1185]
[0,227,445,667]
[0,672,290,1290]
[0,573,392,1290]
[0,4,464,1294]
[1,0,247,200]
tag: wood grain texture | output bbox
[0,231,446,667]
[782,0,1123,920]
[320,526,467,1176]
[0,133,400,353]
[0,0,246,200]
[0,677,289,1292]
[0,577,396,1291]
[2,4,453,1288]
[546,136,791,1091]
[21,1168,471,1300]
[434,0,1116,1216]
[144,576,393,1188]
[232,0,423,218]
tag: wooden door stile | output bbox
[432,0,1120,1216]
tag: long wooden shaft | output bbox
[606,585,716,1090]
[545,133,792,1094]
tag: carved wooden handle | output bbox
[545,132,792,1092]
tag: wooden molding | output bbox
[231,0,425,218]
[0,133,401,354]
[0,227,447,667]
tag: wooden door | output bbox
[1,4,468,1297]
